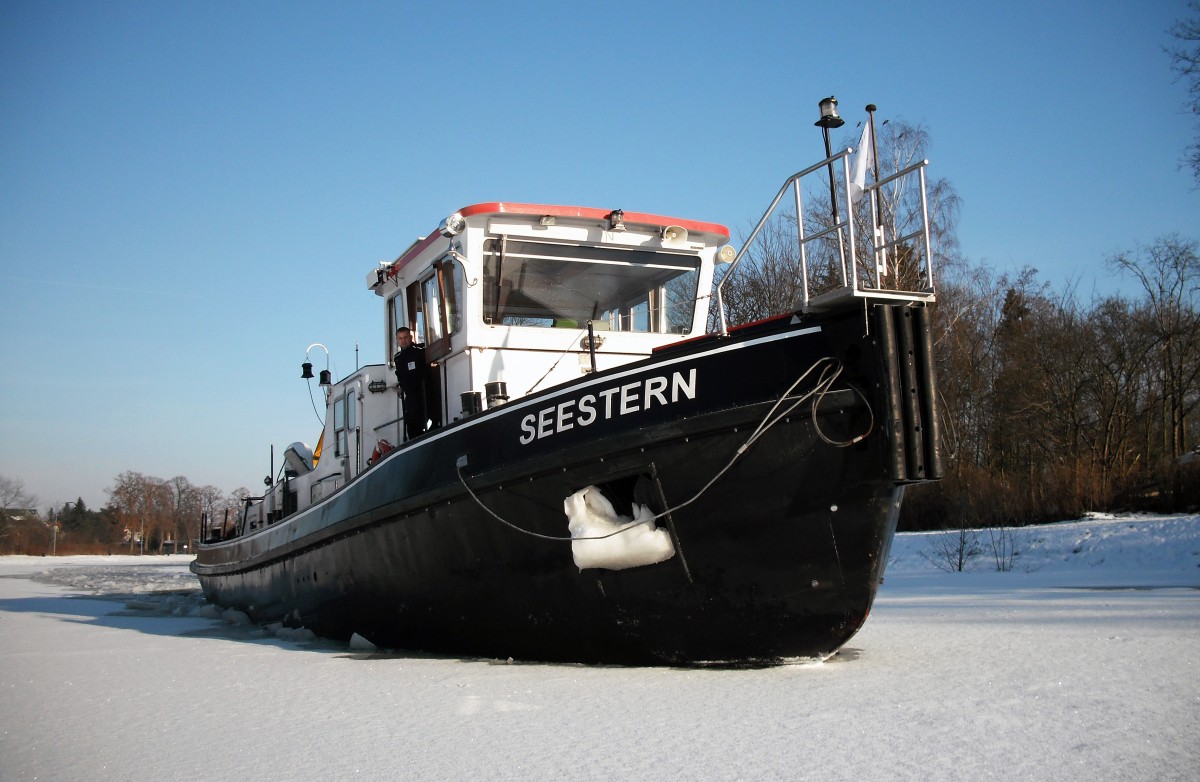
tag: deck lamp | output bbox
[608,209,626,232]
[438,212,466,237]
[303,343,332,387]
[814,95,845,230]
[814,96,844,130]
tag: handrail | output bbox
[714,147,936,335]
[855,158,934,292]
[715,148,854,335]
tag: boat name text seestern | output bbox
[518,368,697,445]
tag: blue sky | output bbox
[2,0,1196,512]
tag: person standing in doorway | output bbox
[394,326,433,440]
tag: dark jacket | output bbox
[393,344,430,393]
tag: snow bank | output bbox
[887,512,1200,587]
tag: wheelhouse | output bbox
[369,203,732,434]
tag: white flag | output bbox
[849,121,873,204]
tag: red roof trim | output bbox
[385,233,443,281]
[458,202,729,239]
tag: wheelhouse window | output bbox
[389,294,404,351]
[482,238,700,333]
[404,255,463,359]
[442,258,463,333]
[423,275,443,346]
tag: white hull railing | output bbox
[715,148,936,336]
[853,158,936,298]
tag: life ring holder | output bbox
[368,438,394,467]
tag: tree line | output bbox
[0,472,249,556]
[716,115,1199,531]
[904,236,1199,529]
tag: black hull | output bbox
[193,303,940,664]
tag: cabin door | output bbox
[405,257,462,427]
[332,389,358,476]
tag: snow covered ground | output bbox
[1,513,1197,781]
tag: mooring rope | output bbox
[456,355,874,542]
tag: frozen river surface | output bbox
[1,514,1197,781]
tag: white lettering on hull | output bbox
[518,368,697,445]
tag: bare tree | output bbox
[107,471,174,554]
[1167,0,1200,185]
[921,524,981,572]
[1109,235,1200,460]
[987,526,1020,572]
[196,484,227,542]
[0,475,35,515]
[166,475,200,552]
[0,476,38,552]
[1086,295,1158,498]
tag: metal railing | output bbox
[715,147,936,335]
